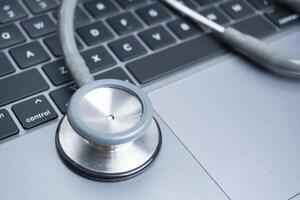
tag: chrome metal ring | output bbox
[56,116,161,181]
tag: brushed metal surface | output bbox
[76,87,142,134]
[149,30,300,200]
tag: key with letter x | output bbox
[81,46,117,73]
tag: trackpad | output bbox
[149,34,300,200]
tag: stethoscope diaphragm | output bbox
[55,80,161,181]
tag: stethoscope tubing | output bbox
[163,0,300,79]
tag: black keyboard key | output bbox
[72,7,90,26]
[82,46,117,73]
[0,52,15,77]
[24,0,58,14]
[200,7,230,25]
[232,15,276,38]
[77,21,114,46]
[0,69,49,107]
[22,15,56,38]
[84,0,118,19]
[0,24,26,49]
[107,12,143,35]
[136,3,171,25]
[127,35,224,84]
[247,0,274,10]
[221,0,254,19]
[115,0,147,9]
[12,95,58,129]
[167,19,201,39]
[44,34,83,57]
[266,7,300,28]
[109,36,147,61]
[0,109,19,140]
[0,1,27,24]
[51,68,133,114]
[194,0,222,6]
[53,7,90,26]
[10,41,50,69]
[139,26,176,50]
[43,60,72,86]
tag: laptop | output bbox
[0,0,299,199]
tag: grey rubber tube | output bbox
[59,0,94,87]
[278,0,300,13]
[219,28,300,78]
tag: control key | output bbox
[12,95,58,129]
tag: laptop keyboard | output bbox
[0,0,299,141]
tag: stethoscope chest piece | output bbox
[56,80,161,181]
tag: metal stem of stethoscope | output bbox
[56,0,161,181]
[163,0,300,78]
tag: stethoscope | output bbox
[56,0,300,181]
